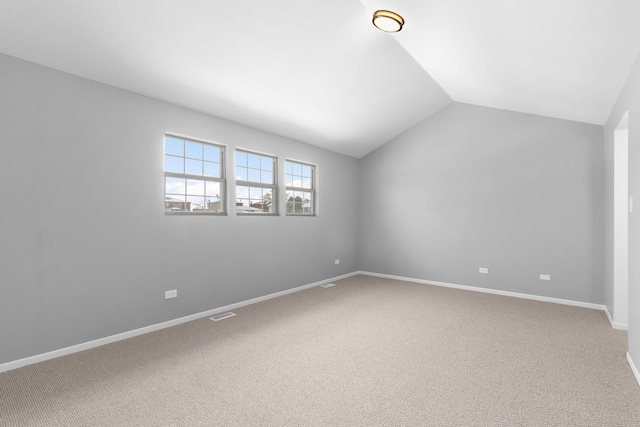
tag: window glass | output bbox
[235,150,277,215]
[285,160,315,215]
[164,135,225,214]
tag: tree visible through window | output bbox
[164,135,225,214]
[286,160,315,215]
[235,150,277,214]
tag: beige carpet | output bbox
[1,275,639,426]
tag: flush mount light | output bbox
[372,10,404,32]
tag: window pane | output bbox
[204,145,220,162]
[236,186,273,214]
[236,166,248,181]
[205,196,221,212]
[186,179,205,196]
[165,177,186,194]
[248,154,260,169]
[236,185,251,213]
[185,159,202,176]
[165,137,184,156]
[248,168,260,182]
[165,155,184,173]
[285,160,314,215]
[252,188,273,213]
[204,162,220,178]
[286,191,311,214]
[236,151,247,167]
[165,195,186,212]
[264,189,274,213]
[261,170,272,184]
[205,181,221,197]
[185,141,203,159]
[165,135,225,214]
[236,185,249,200]
[250,187,262,199]
[261,156,272,171]
[236,150,276,215]
[187,196,206,211]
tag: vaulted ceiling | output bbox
[1,1,639,157]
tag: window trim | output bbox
[164,133,227,215]
[285,159,316,216]
[235,148,278,216]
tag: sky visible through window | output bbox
[235,151,275,213]
[286,160,314,215]
[164,138,315,215]
[164,136,224,213]
[286,161,312,189]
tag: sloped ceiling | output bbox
[363,0,640,126]
[0,1,639,157]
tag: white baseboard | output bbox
[604,306,629,330]
[627,353,640,388]
[358,271,606,311]
[0,272,359,373]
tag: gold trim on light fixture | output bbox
[372,10,404,32]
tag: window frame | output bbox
[285,159,316,216]
[164,133,227,215]
[235,149,278,216]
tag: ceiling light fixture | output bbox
[372,10,404,33]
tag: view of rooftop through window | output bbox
[235,150,276,214]
[286,160,315,215]
[164,137,316,216]
[164,135,225,214]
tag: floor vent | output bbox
[320,283,336,288]
[210,312,236,321]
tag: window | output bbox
[164,135,225,214]
[285,160,315,215]
[235,150,277,215]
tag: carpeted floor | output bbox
[1,275,639,426]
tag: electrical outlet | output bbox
[335,259,340,265]
[479,267,489,274]
[165,289,177,299]
[539,274,551,281]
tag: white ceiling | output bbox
[0,1,639,158]
[374,0,640,125]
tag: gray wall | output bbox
[604,52,640,363]
[0,53,359,364]
[358,103,605,304]
[0,51,616,367]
